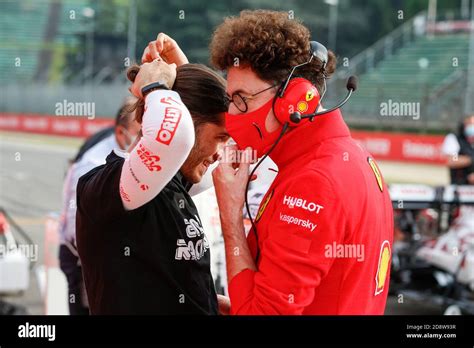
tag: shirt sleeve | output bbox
[228,170,347,315]
[64,158,107,242]
[76,153,127,225]
[441,133,460,157]
[58,166,75,242]
[119,90,195,210]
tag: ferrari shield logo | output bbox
[256,190,274,222]
[367,157,383,192]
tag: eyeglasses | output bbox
[226,84,277,113]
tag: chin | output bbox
[183,170,203,185]
[182,163,207,184]
[189,174,202,184]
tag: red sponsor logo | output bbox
[137,143,162,172]
[120,185,131,202]
[156,107,182,146]
[160,96,182,106]
[140,183,149,191]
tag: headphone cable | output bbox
[244,122,289,266]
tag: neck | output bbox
[127,131,143,153]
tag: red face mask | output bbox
[225,98,283,158]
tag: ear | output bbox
[115,125,123,136]
[115,125,127,142]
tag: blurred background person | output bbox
[58,97,140,315]
[441,115,474,185]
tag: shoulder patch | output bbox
[255,189,274,222]
[367,157,383,192]
[375,240,391,296]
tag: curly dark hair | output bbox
[210,10,336,92]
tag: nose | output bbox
[227,103,242,115]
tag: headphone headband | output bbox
[278,41,328,98]
[310,41,328,69]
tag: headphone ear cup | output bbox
[273,78,321,126]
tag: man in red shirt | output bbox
[209,10,394,315]
[141,11,394,315]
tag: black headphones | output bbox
[272,41,329,127]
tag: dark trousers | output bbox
[59,244,89,315]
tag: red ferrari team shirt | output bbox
[229,110,394,315]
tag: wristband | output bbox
[141,82,170,98]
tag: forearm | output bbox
[120,90,195,210]
[221,213,257,284]
[446,155,472,169]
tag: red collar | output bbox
[269,109,351,169]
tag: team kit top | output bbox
[229,110,394,315]
[76,90,218,314]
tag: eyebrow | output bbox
[218,131,231,138]
[226,88,250,96]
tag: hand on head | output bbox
[128,59,177,99]
[141,32,189,66]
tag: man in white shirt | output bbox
[441,115,474,185]
[58,97,140,315]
